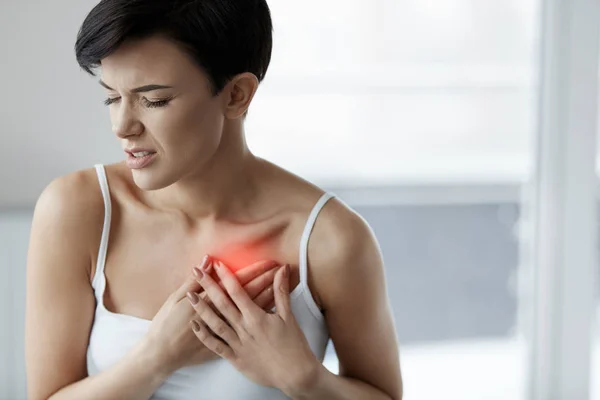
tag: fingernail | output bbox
[200,255,210,269]
[191,320,201,332]
[187,291,199,305]
[202,261,213,273]
[284,264,290,277]
[193,267,204,279]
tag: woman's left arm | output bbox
[288,211,403,400]
[188,208,402,400]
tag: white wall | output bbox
[0,0,121,209]
[0,212,32,400]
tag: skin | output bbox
[25,35,402,399]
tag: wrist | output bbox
[281,359,328,399]
[134,336,174,382]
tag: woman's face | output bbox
[100,35,226,190]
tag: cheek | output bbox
[108,107,118,127]
[153,100,224,154]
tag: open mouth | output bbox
[131,151,156,158]
[125,151,157,169]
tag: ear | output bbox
[223,72,259,120]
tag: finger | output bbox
[172,256,211,300]
[212,262,278,296]
[199,292,236,327]
[209,260,278,293]
[190,320,236,361]
[235,259,279,286]
[194,260,223,289]
[199,291,228,323]
[187,292,240,347]
[194,267,243,328]
[242,266,279,298]
[213,261,262,317]
[252,285,274,310]
[273,265,292,320]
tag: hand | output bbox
[188,260,320,393]
[144,257,281,375]
[192,258,281,316]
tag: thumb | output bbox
[274,264,292,319]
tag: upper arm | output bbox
[310,203,403,400]
[25,170,103,399]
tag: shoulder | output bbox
[313,197,377,261]
[35,166,105,224]
[31,166,107,271]
[307,196,384,309]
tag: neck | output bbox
[150,122,261,221]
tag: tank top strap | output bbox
[92,164,111,296]
[298,192,335,319]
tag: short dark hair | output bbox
[75,0,273,94]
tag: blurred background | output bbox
[1,0,599,399]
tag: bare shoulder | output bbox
[313,198,375,252]
[307,197,383,309]
[32,166,106,276]
[311,197,379,271]
[35,167,104,228]
[36,167,104,213]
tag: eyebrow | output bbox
[99,80,173,93]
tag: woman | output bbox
[25,0,403,399]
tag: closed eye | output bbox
[103,96,173,108]
[141,97,173,108]
[103,97,120,106]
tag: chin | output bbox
[130,165,177,191]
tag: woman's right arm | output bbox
[25,172,168,400]
[26,171,280,400]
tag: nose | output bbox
[112,103,143,138]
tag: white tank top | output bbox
[86,164,333,399]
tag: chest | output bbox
[94,210,305,320]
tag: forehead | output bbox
[100,35,204,87]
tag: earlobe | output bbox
[224,73,259,119]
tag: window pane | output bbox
[247,0,539,185]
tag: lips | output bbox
[125,150,157,169]
[125,147,156,155]
[129,150,155,157]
